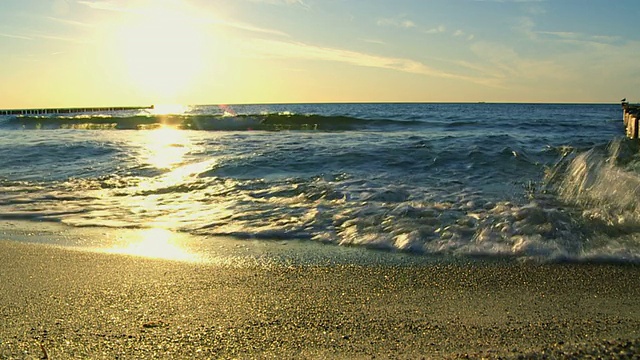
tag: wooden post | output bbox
[623,101,640,139]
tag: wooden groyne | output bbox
[0,105,154,116]
[623,101,640,139]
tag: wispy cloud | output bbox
[427,26,475,41]
[514,16,537,40]
[377,16,416,29]
[245,0,307,6]
[538,31,620,45]
[0,33,32,40]
[380,18,474,42]
[78,0,289,37]
[516,16,621,46]
[35,33,91,44]
[45,16,95,28]
[248,39,499,86]
[76,0,130,12]
[473,0,549,15]
[472,0,546,2]
[362,38,386,45]
[210,19,290,37]
[2,32,89,44]
[451,29,475,41]
[0,28,87,43]
[523,4,546,15]
[425,25,446,34]
[469,40,567,83]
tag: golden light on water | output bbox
[105,228,202,262]
[143,125,190,169]
[108,116,226,262]
[138,125,220,190]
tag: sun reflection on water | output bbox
[143,125,191,169]
[137,126,219,193]
[107,126,230,261]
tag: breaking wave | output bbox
[0,113,424,131]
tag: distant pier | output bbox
[0,105,154,116]
[623,101,640,139]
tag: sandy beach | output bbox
[1,240,639,359]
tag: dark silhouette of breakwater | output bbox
[0,105,154,116]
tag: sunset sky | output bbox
[0,0,638,108]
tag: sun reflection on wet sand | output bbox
[104,228,202,262]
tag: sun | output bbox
[112,3,206,101]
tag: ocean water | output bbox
[1,102,638,263]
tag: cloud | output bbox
[45,16,94,28]
[247,39,499,86]
[377,16,416,29]
[245,0,307,5]
[469,40,567,84]
[362,38,386,45]
[472,0,546,2]
[538,31,620,45]
[451,29,475,41]
[425,25,446,34]
[514,16,537,39]
[378,16,473,42]
[516,17,621,46]
[422,25,474,41]
[0,33,32,40]
[1,31,86,43]
[78,0,289,37]
[523,4,546,15]
[76,0,130,12]
[474,13,639,99]
[210,19,290,37]
[35,34,91,44]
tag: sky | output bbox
[0,0,639,108]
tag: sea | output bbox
[1,102,639,264]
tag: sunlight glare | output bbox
[151,104,190,115]
[143,125,191,169]
[114,3,206,100]
[137,127,219,192]
[105,228,201,262]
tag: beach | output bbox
[1,240,639,359]
[1,102,639,358]
[2,0,639,356]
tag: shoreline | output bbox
[1,240,639,358]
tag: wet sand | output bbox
[1,240,639,359]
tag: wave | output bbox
[4,159,640,263]
[546,139,640,232]
[0,113,423,131]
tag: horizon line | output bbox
[0,101,630,111]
